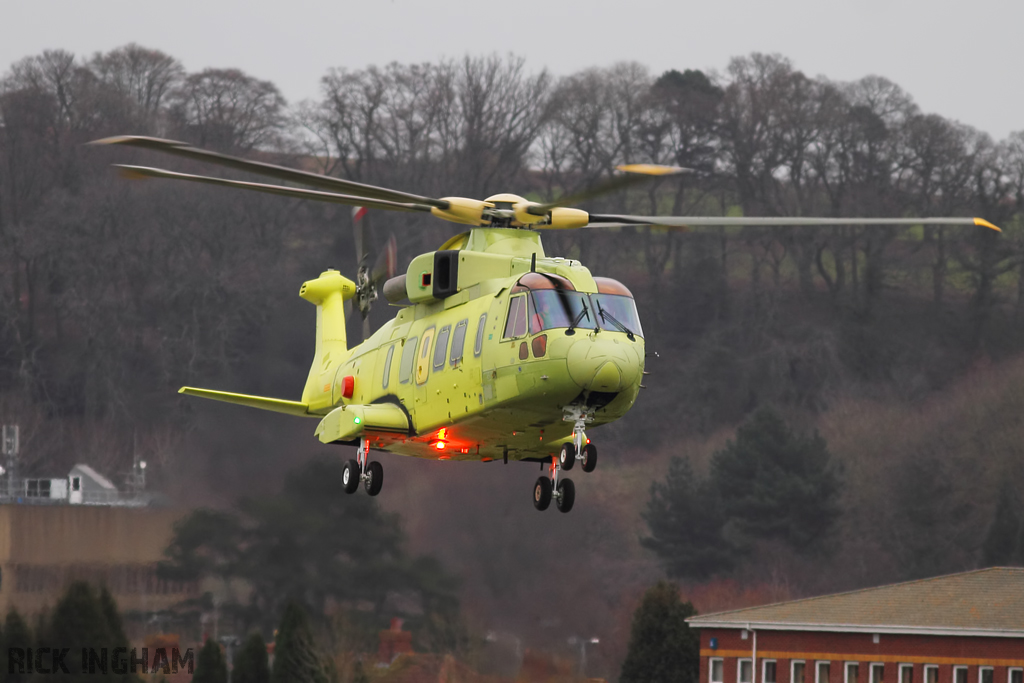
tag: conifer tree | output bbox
[193,638,228,683]
[233,631,270,683]
[47,581,114,682]
[1,610,30,683]
[710,406,842,552]
[642,456,736,579]
[620,582,699,683]
[271,602,329,683]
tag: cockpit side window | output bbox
[503,294,528,339]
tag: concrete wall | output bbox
[0,505,198,615]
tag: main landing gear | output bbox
[342,437,383,496]
[533,457,575,513]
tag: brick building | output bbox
[687,568,1023,683]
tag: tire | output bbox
[533,477,552,511]
[581,443,598,473]
[556,478,575,513]
[364,461,384,496]
[342,459,360,494]
[559,443,577,470]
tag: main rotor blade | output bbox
[94,136,449,209]
[530,164,691,215]
[115,165,434,213]
[584,215,1001,231]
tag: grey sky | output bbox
[3,0,1022,139]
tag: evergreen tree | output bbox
[193,638,228,683]
[271,602,329,683]
[710,406,842,552]
[620,582,700,683]
[642,456,736,579]
[982,480,1023,566]
[233,631,270,683]
[46,582,114,682]
[99,585,131,647]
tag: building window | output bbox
[871,664,884,683]
[1008,669,1022,683]
[900,665,914,683]
[818,662,832,683]
[739,660,753,683]
[710,659,723,683]
[924,666,938,683]
[847,663,860,683]
[954,667,968,683]
[793,662,806,683]
[764,661,777,683]
[980,668,994,683]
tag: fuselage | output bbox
[304,228,646,462]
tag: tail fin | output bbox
[299,270,357,410]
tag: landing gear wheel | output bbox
[342,459,360,494]
[533,477,552,511]
[559,443,577,470]
[364,461,384,496]
[556,478,575,513]
[581,443,598,473]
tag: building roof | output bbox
[687,567,1024,638]
[70,464,117,490]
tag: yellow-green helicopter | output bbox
[93,136,1000,512]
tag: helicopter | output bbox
[93,135,1000,513]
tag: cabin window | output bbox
[504,295,528,339]
[434,325,451,370]
[399,337,418,384]
[382,344,395,389]
[416,328,434,385]
[451,319,468,366]
[474,314,487,356]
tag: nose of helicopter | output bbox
[566,335,643,392]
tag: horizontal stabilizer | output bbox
[179,387,310,417]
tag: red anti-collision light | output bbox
[342,375,355,399]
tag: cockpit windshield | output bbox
[512,274,643,338]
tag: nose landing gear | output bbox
[562,406,598,473]
[342,437,384,497]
